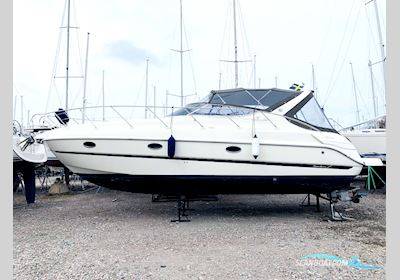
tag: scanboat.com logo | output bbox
[298,253,384,269]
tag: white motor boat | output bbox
[13,121,47,164]
[42,88,379,197]
[13,121,48,203]
[340,115,386,164]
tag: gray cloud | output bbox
[105,40,159,66]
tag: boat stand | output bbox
[170,194,191,223]
[365,166,386,192]
[329,202,352,221]
[14,163,36,204]
[300,193,321,212]
[318,194,353,221]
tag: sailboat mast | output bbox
[102,70,105,121]
[233,0,239,88]
[65,0,71,111]
[179,0,184,107]
[165,90,168,116]
[20,96,24,129]
[13,95,17,120]
[349,62,360,123]
[145,58,149,119]
[82,32,90,124]
[154,86,156,117]
[253,54,256,88]
[373,0,385,80]
[368,60,377,117]
[373,0,386,111]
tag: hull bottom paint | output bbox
[81,174,355,195]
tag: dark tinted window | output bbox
[287,95,335,132]
[172,103,253,116]
[209,89,296,109]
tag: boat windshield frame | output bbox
[172,89,337,133]
[285,93,337,133]
[206,88,301,112]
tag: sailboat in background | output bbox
[13,0,89,202]
[35,0,88,167]
[340,115,386,163]
[340,0,386,165]
[219,0,252,89]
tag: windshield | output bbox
[285,94,336,132]
[209,89,298,110]
[172,103,254,116]
[172,88,299,116]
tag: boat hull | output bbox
[43,110,365,195]
[82,173,356,195]
[341,130,386,163]
[49,145,362,195]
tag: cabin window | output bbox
[148,143,162,150]
[83,141,96,148]
[226,146,241,152]
[286,94,335,132]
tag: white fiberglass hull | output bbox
[47,139,362,177]
[341,129,386,162]
[44,112,365,194]
[13,135,47,164]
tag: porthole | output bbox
[83,141,96,148]
[226,146,241,152]
[148,143,162,150]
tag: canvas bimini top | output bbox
[173,88,335,133]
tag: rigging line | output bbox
[12,84,27,117]
[323,0,357,104]
[45,0,67,112]
[324,3,362,106]
[218,1,232,64]
[166,27,175,98]
[167,9,181,101]
[92,74,107,120]
[133,69,147,107]
[316,0,334,67]
[323,1,362,106]
[376,0,386,31]
[53,80,63,107]
[219,0,234,87]
[72,0,84,75]
[371,71,385,110]
[187,44,198,96]
[367,2,385,82]
[94,84,102,112]
[239,24,252,87]
[182,16,198,96]
[14,86,29,114]
[354,78,372,118]
[364,4,381,65]
[237,3,252,87]
[13,83,22,96]
[70,78,84,108]
[247,59,254,87]
[237,1,252,59]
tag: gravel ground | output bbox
[14,180,385,280]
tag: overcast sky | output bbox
[13,0,386,128]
